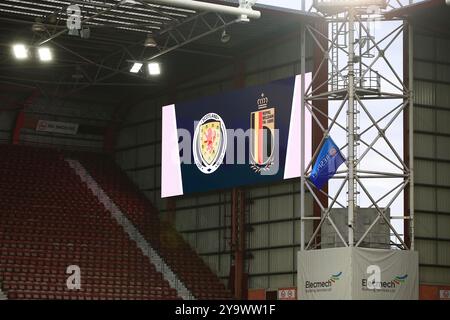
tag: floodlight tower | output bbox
[297,0,418,300]
[299,0,414,251]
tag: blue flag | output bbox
[310,137,346,189]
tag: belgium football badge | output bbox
[250,93,275,174]
[193,113,227,174]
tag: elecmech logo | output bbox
[361,273,408,292]
[305,272,342,293]
[361,265,408,292]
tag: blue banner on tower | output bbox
[310,137,346,190]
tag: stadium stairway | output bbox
[0,145,180,300]
[0,286,6,300]
[66,159,193,300]
[75,153,233,300]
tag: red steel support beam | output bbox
[103,124,117,154]
[11,110,25,145]
[230,188,238,296]
[228,59,247,299]
[240,190,248,300]
[11,89,39,145]
[231,188,246,299]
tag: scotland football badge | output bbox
[193,113,227,174]
[250,93,276,174]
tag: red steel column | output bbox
[229,59,247,299]
[11,89,39,145]
[103,124,117,154]
[231,188,246,299]
[12,110,25,145]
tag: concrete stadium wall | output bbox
[114,31,317,290]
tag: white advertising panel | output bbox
[298,248,352,300]
[352,248,419,300]
[298,247,418,300]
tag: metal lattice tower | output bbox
[300,0,415,251]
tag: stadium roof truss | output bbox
[0,0,260,93]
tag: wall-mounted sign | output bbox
[278,287,297,300]
[161,74,312,198]
[440,289,450,300]
[36,120,79,135]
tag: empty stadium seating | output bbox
[76,153,233,300]
[0,145,179,300]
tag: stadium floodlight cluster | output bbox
[129,61,161,76]
[12,44,53,62]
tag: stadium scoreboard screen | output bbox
[161,74,312,198]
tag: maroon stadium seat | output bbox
[77,152,233,300]
[0,145,179,300]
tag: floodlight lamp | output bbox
[32,18,46,33]
[144,34,157,48]
[130,62,143,73]
[148,62,161,76]
[48,13,57,24]
[38,47,53,62]
[220,30,231,43]
[80,27,91,39]
[12,44,28,60]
